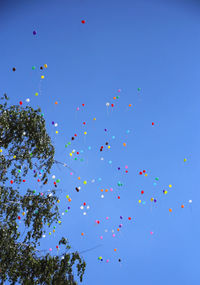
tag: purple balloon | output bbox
[33,30,37,35]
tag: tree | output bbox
[0,94,86,284]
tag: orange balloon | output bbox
[68,198,71,202]
[55,101,58,105]
[101,189,104,192]
[181,205,184,208]
[129,104,132,107]
[81,232,84,236]
[169,208,172,212]
[114,248,117,252]
[123,143,126,147]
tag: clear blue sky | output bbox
[1,0,200,284]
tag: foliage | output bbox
[0,94,86,284]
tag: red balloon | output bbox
[81,20,86,24]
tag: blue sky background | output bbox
[0,0,200,284]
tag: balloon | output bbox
[33,30,37,35]
[81,20,85,24]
